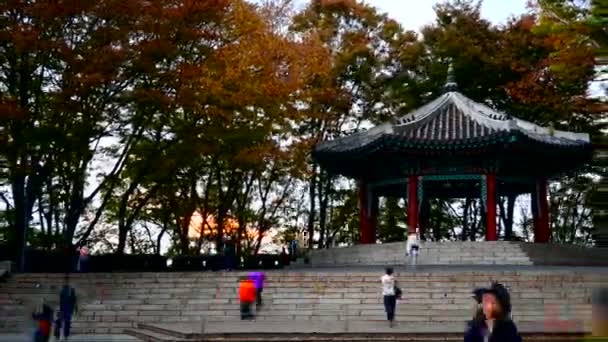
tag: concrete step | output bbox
[1,270,604,334]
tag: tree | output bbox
[391,0,599,243]
[535,0,608,60]
[126,0,330,255]
[291,0,415,248]
[550,175,596,245]
[0,0,149,268]
[376,197,405,243]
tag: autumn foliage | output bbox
[0,0,603,259]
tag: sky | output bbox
[283,0,531,30]
[359,0,529,31]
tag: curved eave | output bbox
[312,131,593,179]
[313,131,590,160]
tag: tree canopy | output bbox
[0,0,604,265]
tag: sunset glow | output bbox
[187,211,240,238]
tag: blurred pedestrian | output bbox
[32,303,53,342]
[280,247,289,266]
[405,233,420,267]
[590,288,607,338]
[239,276,256,320]
[249,271,265,310]
[223,237,236,271]
[76,246,89,273]
[289,240,298,261]
[381,267,399,327]
[54,275,77,341]
[464,282,521,342]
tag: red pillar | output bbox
[535,179,550,243]
[358,181,372,244]
[486,174,497,241]
[408,176,418,235]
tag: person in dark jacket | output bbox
[54,275,77,341]
[464,282,522,342]
[223,236,236,271]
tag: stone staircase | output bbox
[1,269,606,336]
[299,241,608,267]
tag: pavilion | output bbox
[312,66,593,244]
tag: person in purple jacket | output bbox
[248,271,265,309]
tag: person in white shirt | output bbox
[381,267,397,327]
[405,233,420,268]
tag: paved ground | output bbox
[183,320,589,334]
[0,319,589,341]
[200,321,472,334]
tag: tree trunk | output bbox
[235,174,254,257]
[254,226,266,255]
[318,171,330,249]
[128,228,136,253]
[64,167,87,252]
[470,200,480,241]
[117,226,129,255]
[461,198,472,241]
[45,178,54,240]
[216,206,228,251]
[157,224,168,255]
[12,174,28,271]
[179,215,190,255]
[307,164,317,249]
[478,206,486,241]
[505,194,516,240]
[432,201,442,241]
[383,197,399,242]
[419,198,431,241]
[214,170,239,253]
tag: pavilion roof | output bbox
[315,90,590,154]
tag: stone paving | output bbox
[180,320,587,334]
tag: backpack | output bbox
[394,286,402,299]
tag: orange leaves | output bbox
[8,24,42,54]
[197,2,329,120]
[0,98,26,121]
[318,0,367,17]
[519,15,537,31]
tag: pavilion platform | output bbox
[296,241,608,267]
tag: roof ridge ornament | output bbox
[443,61,458,93]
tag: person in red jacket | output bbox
[32,303,53,342]
[239,277,256,320]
